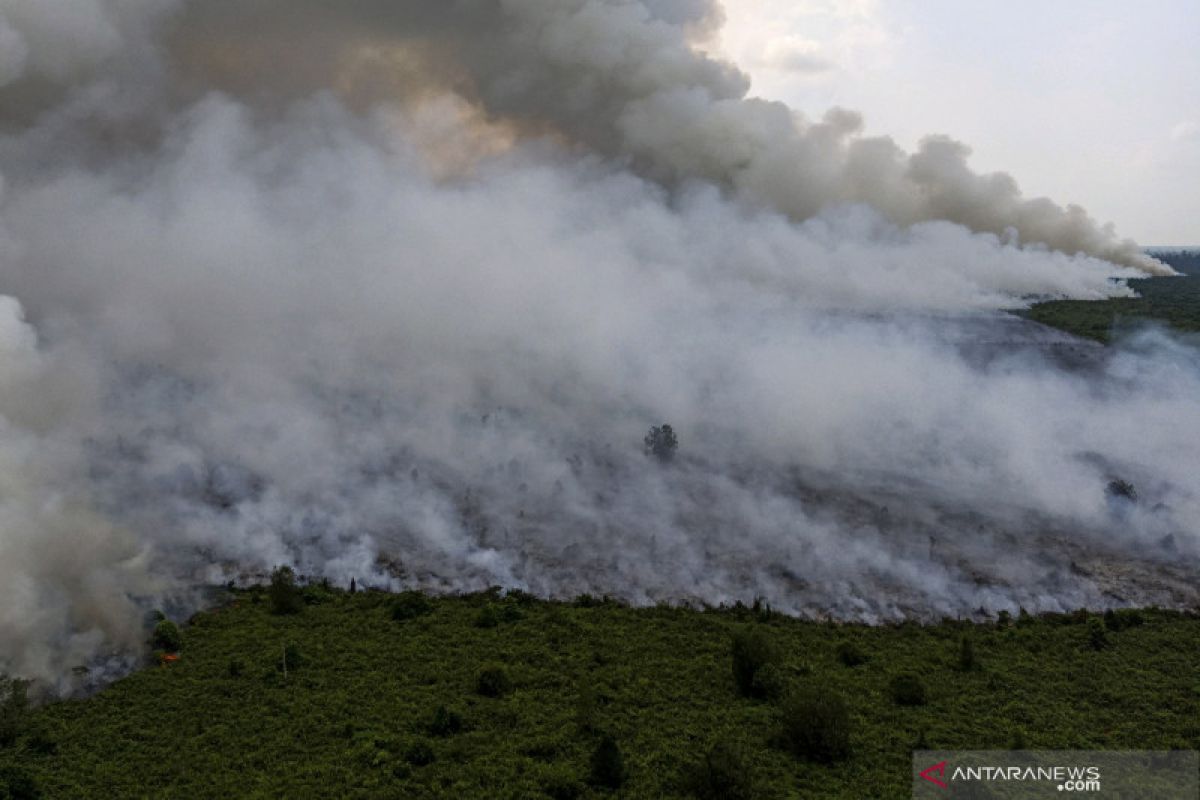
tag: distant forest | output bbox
[1022,250,1200,342]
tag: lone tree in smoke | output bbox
[644,424,678,462]
[1106,479,1138,503]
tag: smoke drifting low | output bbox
[0,0,1196,687]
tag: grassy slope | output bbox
[1019,251,1200,343]
[3,590,1199,799]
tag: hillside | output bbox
[1020,250,1200,342]
[2,588,1198,798]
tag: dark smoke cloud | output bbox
[0,0,1196,688]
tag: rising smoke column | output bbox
[0,0,1196,687]
[163,0,1168,273]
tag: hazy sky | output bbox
[717,0,1200,245]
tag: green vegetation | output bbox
[390,591,434,622]
[778,688,852,764]
[267,566,304,616]
[151,620,182,654]
[957,635,978,672]
[1019,250,1200,342]
[587,734,626,790]
[887,673,928,707]
[2,590,1200,798]
[683,739,755,800]
[0,677,30,749]
[730,628,779,699]
[835,640,867,667]
[474,665,512,699]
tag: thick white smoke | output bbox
[0,0,1196,687]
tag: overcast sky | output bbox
[717,0,1200,246]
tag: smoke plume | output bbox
[0,0,1196,688]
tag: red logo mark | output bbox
[920,761,948,789]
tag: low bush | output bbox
[390,591,433,622]
[836,641,867,667]
[474,605,501,629]
[575,684,600,733]
[0,765,41,800]
[539,764,583,800]
[152,620,182,653]
[588,734,626,790]
[403,740,435,767]
[475,665,511,698]
[751,662,787,701]
[889,673,927,706]
[778,688,852,763]
[683,739,754,800]
[958,636,978,671]
[427,706,463,737]
[1087,617,1108,650]
[301,581,336,606]
[730,629,779,698]
[276,643,304,673]
[1104,608,1144,631]
[473,600,523,629]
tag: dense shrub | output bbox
[751,663,788,701]
[731,629,779,698]
[390,591,433,622]
[889,673,927,706]
[475,665,511,698]
[778,688,852,763]
[683,739,754,800]
[575,684,600,733]
[302,581,336,606]
[267,566,304,616]
[0,766,41,800]
[1104,608,1144,631]
[474,601,523,629]
[152,620,182,653]
[836,641,867,667]
[403,740,435,767]
[227,659,244,678]
[0,676,30,748]
[540,764,584,800]
[475,605,501,629]
[958,636,978,671]
[276,643,304,673]
[1087,617,1108,650]
[506,589,537,606]
[427,705,463,737]
[588,734,626,790]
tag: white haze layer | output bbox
[0,0,1196,687]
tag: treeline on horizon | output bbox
[1022,249,1200,342]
